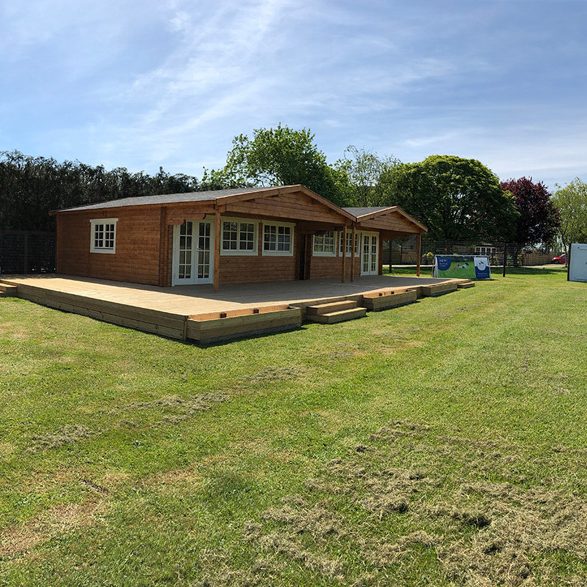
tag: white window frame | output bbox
[262,221,295,257]
[90,218,117,254]
[475,246,496,256]
[360,230,379,275]
[313,231,337,257]
[338,231,359,257]
[220,217,258,256]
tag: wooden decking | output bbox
[1,274,473,344]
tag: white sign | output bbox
[569,243,587,282]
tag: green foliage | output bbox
[500,177,560,247]
[0,151,199,231]
[553,178,587,251]
[220,124,346,204]
[333,145,400,206]
[379,155,518,241]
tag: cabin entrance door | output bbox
[172,220,214,285]
[360,232,378,276]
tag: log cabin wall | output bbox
[56,206,163,286]
[219,220,296,284]
[219,256,296,284]
[309,255,360,280]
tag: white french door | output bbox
[172,220,214,285]
[361,233,379,276]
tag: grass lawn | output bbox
[1,267,586,586]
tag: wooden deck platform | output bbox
[1,274,472,343]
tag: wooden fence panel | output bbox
[0,230,55,274]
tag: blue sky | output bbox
[1,0,586,188]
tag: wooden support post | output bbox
[350,226,356,282]
[416,233,422,277]
[213,209,221,290]
[389,239,393,274]
[341,226,347,283]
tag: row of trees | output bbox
[2,125,586,255]
[0,151,199,231]
[197,126,586,254]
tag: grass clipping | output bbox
[202,420,587,586]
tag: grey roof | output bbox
[343,206,390,217]
[57,186,282,213]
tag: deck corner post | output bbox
[416,233,422,277]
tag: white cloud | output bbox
[3,0,585,189]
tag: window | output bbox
[263,223,293,256]
[90,219,117,253]
[313,231,336,256]
[338,231,359,257]
[221,219,257,255]
[475,246,496,257]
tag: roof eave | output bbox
[51,184,357,223]
[354,206,428,233]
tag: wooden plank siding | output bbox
[310,256,360,280]
[220,256,297,284]
[356,211,419,233]
[57,207,163,285]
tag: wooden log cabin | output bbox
[52,185,427,289]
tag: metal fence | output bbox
[0,230,56,275]
[382,237,558,267]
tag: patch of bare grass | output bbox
[262,496,346,540]
[246,526,345,580]
[109,392,229,429]
[28,424,96,452]
[197,548,287,587]
[0,442,15,459]
[243,366,309,385]
[0,500,107,559]
[239,419,587,585]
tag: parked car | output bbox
[552,253,567,264]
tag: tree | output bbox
[500,177,560,264]
[552,178,587,255]
[0,151,199,231]
[379,155,518,241]
[333,146,400,207]
[220,125,346,205]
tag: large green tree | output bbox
[333,146,400,207]
[218,125,346,205]
[552,178,587,255]
[379,155,518,241]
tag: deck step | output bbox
[457,280,475,289]
[362,289,418,311]
[0,284,18,297]
[306,300,357,315]
[420,282,459,297]
[187,307,302,345]
[307,307,367,324]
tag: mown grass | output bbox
[1,267,586,586]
